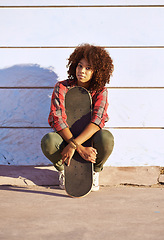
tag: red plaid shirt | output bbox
[48,79,109,132]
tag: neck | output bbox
[77,81,90,89]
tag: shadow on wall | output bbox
[0,64,58,87]
[0,64,59,166]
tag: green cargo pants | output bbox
[41,129,114,172]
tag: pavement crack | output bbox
[120,183,151,187]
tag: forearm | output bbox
[75,123,100,145]
[57,128,73,143]
[58,123,100,145]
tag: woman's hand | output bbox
[58,124,100,165]
[61,143,75,166]
[77,145,97,163]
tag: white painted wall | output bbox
[0,0,164,166]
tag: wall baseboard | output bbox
[0,165,163,187]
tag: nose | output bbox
[81,67,86,73]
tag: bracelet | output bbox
[71,139,79,148]
[69,141,77,150]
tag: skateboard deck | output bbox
[64,86,93,198]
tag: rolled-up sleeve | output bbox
[91,88,109,129]
[48,82,69,132]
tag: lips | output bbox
[78,75,85,78]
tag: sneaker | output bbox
[58,170,65,190]
[92,171,100,191]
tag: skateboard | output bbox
[64,86,93,198]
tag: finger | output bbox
[62,155,67,161]
[91,158,96,163]
[86,155,96,163]
[89,152,97,160]
[67,157,71,167]
[62,158,69,165]
[88,151,96,158]
[92,148,98,154]
[89,158,96,164]
[62,155,68,164]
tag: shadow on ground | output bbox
[0,185,69,198]
[0,165,59,186]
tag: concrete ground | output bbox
[0,185,164,240]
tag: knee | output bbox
[102,130,114,152]
[41,132,61,155]
[41,133,51,155]
[102,130,114,146]
[94,129,114,152]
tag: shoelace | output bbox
[93,172,99,186]
[59,172,65,185]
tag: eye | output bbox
[86,67,91,70]
[78,63,82,68]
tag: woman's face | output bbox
[76,58,93,88]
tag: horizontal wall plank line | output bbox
[0,87,54,89]
[0,5,164,8]
[107,127,164,129]
[108,87,164,89]
[0,46,164,49]
[0,127,163,129]
[0,127,51,129]
[109,87,164,89]
[0,87,164,89]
